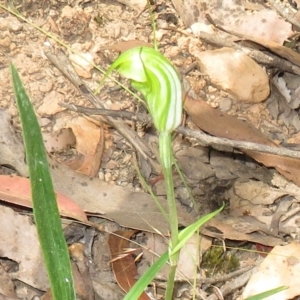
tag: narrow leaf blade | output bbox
[245,286,289,300]
[124,251,169,300]
[10,63,75,300]
[171,204,224,256]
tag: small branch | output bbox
[205,265,257,300]
[177,126,300,159]
[199,265,254,284]
[60,102,152,125]
[62,100,300,160]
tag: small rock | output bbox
[190,22,215,36]
[0,35,11,48]
[176,148,214,181]
[104,160,118,170]
[98,170,105,181]
[10,43,17,51]
[39,80,53,93]
[39,118,52,127]
[37,91,66,115]
[197,47,270,103]
[104,172,112,182]
[216,98,232,112]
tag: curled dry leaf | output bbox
[108,230,150,300]
[63,116,104,177]
[43,128,76,153]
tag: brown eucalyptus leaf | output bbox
[108,230,150,300]
[184,95,300,187]
[50,155,195,234]
[0,175,88,223]
[171,0,292,43]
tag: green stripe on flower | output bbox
[100,46,182,133]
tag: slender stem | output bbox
[147,0,158,51]
[165,264,177,300]
[159,132,179,300]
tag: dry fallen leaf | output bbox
[202,216,283,247]
[110,40,153,52]
[142,232,203,280]
[243,35,300,68]
[0,205,48,290]
[171,0,293,43]
[0,110,28,177]
[0,109,195,234]
[243,241,300,299]
[49,155,196,234]
[108,230,150,300]
[184,96,300,187]
[64,116,104,177]
[0,175,88,223]
[69,51,94,79]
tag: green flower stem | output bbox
[165,263,177,300]
[98,46,183,299]
[159,132,179,300]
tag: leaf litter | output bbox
[2,0,300,298]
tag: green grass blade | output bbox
[171,204,224,256]
[245,286,289,300]
[124,251,169,300]
[10,64,76,300]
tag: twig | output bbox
[177,126,300,159]
[176,265,255,285]
[200,265,254,284]
[60,102,152,125]
[44,47,161,173]
[206,265,257,300]
[62,100,300,160]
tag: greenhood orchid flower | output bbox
[99,46,182,133]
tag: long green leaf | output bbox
[10,64,76,300]
[171,204,224,256]
[124,251,169,300]
[245,286,289,300]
